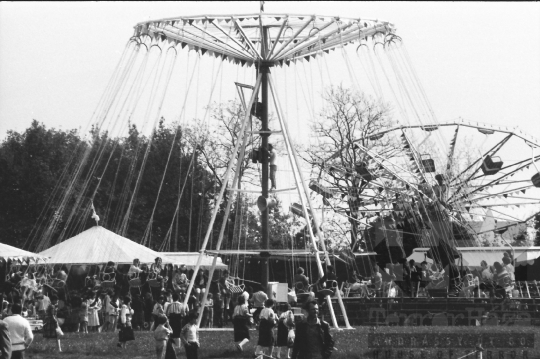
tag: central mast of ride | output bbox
[259,25,271,290]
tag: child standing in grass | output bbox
[79,295,89,334]
[180,312,200,359]
[154,314,172,359]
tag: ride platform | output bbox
[329,296,540,327]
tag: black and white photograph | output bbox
[1,2,539,358]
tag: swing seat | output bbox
[420,154,436,173]
[309,181,336,199]
[84,276,96,288]
[290,203,311,218]
[101,280,115,288]
[294,282,313,303]
[317,280,337,297]
[369,133,384,141]
[478,128,495,135]
[295,282,307,294]
[147,272,162,288]
[435,174,445,184]
[51,279,66,289]
[317,288,334,297]
[226,282,245,294]
[531,173,540,188]
[128,273,142,288]
[481,155,503,175]
[354,162,375,181]
[251,102,263,118]
[251,149,263,164]
[101,273,116,288]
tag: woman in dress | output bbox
[232,295,252,352]
[42,294,62,352]
[87,291,102,332]
[79,293,89,334]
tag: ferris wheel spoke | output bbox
[451,158,538,205]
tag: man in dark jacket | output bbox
[292,300,334,359]
[0,319,11,359]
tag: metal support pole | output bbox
[196,81,262,326]
[260,26,271,293]
[268,74,352,329]
[184,74,263,308]
[260,63,270,292]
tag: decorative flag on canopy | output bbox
[91,202,100,226]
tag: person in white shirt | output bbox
[252,289,268,325]
[3,303,33,359]
[480,260,494,281]
[502,257,515,281]
[165,292,187,354]
[128,259,143,275]
[180,313,200,359]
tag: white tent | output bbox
[162,252,227,270]
[408,247,540,268]
[0,242,48,262]
[39,226,174,265]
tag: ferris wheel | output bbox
[308,119,540,266]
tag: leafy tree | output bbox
[0,119,215,253]
[0,120,84,247]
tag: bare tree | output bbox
[305,85,403,251]
[192,100,260,191]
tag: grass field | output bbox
[24,326,538,359]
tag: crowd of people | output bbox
[1,252,518,358]
[378,252,516,299]
[0,257,236,359]
[0,258,341,359]
[229,293,335,359]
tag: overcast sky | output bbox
[0,2,539,139]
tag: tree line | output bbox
[1,86,538,255]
